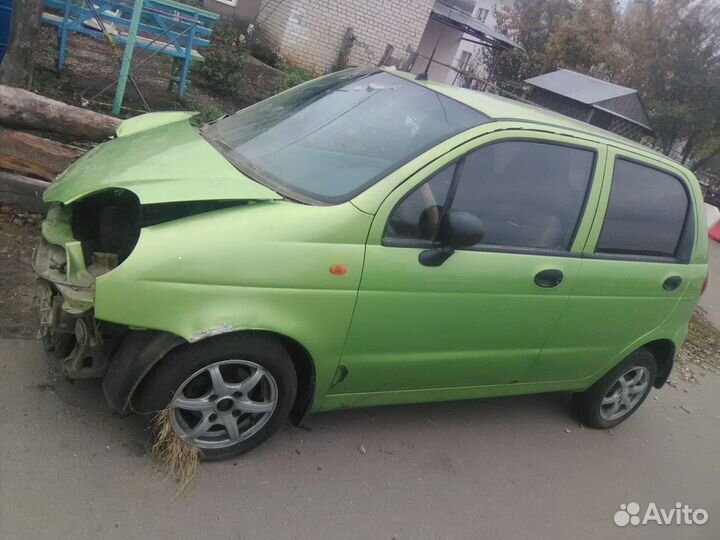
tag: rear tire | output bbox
[137,333,297,461]
[572,349,657,429]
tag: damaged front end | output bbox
[34,189,250,379]
[32,112,282,382]
[33,191,141,378]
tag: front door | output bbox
[332,132,606,396]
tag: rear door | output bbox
[525,148,696,383]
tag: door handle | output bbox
[663,275,682,291]
[534,269,563,288]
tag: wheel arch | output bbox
[583,336,677,392]
[104,328,317,424]
[253,330,316,425]
[642,338,676,389]
[102,329,187,413]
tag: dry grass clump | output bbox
[151,408,201,493]
[672,308,720,384]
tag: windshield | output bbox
[202,68,489,204]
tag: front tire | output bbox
[573,349,657,429]
[137,333,297,461]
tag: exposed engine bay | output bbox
[34,188,244,379]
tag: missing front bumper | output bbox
[36,278,112,379]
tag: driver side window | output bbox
[384,140,596,251]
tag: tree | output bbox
[489,0,575,91]
[0,0,44,88]
[488,0,720,172]
[544,0,620,79]
[489,0,620,90]
[616,0,720,169]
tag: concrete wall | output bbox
[203,0,262,22]
[257,0,436,74]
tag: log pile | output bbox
[0,85,120,213]
[0,128,85,180]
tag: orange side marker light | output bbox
[329,264,347,276]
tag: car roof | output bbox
[386,69,672,164]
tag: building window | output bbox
[451,0,478,17]
[457,51,472,72]
[475,7,489,22]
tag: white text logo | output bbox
[614,502,708,527]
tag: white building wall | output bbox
[258,0,436,74]
[443,0,513,84]
[203,0,262,22]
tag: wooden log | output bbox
[0,171,48,213]
[0,128,85,180]
[0,85,120,142]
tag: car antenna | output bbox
[415,40,439,81]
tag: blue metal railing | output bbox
[0,0,12,64]
[41,0,218,108]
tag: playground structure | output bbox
[41,0,218,114]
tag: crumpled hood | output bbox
[44,113,281,205]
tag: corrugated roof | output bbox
[525,69,634,103]
[593,93,651,131]
[524,69,651,131]
[431,1,520,50]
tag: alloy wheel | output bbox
[169,359,278,449]
[599,366,650,422]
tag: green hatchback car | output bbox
[35,67,708,459]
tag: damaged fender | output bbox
[94,201,371,413]
[102,330,186,413]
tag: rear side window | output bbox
[596,159,692,260]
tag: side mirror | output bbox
[419,210,484,267]
[437,210,485,250]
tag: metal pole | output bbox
[112,0,144,115]
[85,0,150,112]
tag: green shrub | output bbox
[198,25,246,95]
[274,67,313,94]
[179,98,225,126]
[192,103,225,126]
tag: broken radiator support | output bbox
[37,279,111,379]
